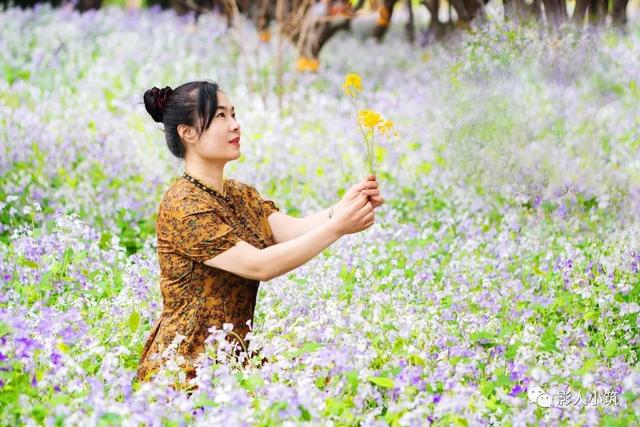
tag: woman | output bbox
[136,80,383,387]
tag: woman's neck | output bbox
[184,159,226,194]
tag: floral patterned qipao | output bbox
[136,174,279,383]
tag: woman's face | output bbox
[192,91,241,162]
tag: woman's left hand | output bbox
[363,174,384,209]
[334,174,384,215]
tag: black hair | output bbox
[143,81,221,158]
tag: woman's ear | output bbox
[177,124,197,146]
[176,124,198,151]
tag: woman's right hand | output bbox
[331,193,375,236]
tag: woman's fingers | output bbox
[345,185,364,200]
[351,193,369,209]
[357,182,378,196]
[348,181,377,198]
[361,188,380,197]
[369,196,384,210]
[356,201,374,217]
[358,175,376,186]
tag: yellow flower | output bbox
[342,73,363,97]
[296,57,319,73]
[258,30,271,43]
[358,109,383,129]
[377,119,394,136]
[377,6,390,27]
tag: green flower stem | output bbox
[370,131,375,174]
[349,97,375,175]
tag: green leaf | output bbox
[470,330,496,342]
[240,374,264,392]
[418,161,432,174]
[505,343,520,361]
[314,376,327,390]
[392,339,404,354]
[290,342,322,358]
[193,395,216,408]
[345,370,359,394]
[574,357,598,376]
[499,324,516,337]
[495,374,512,388]
[470,330,496,348]
[0,322,12,337]
[540,327,559,352]
[128,311,140,333]
[324,397,344,415]
[480,381,496,398]
[97,412,122,426]
[18,258,39,269]
[299,405,311,421]
[441,296,453,308]
[367,376,394,388]
[604,341,619,358]
[408,354,426,367]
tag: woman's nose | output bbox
[230,118,240,131]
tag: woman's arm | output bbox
[205,222,340,281]
[267,208,334,243]
[205,193,374,281]
[267,176,382,243]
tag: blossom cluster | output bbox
[0,4,639,426]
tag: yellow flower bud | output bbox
[358,109,383,128]
[378,119,394,136]
[296,57,319,73]
[258,31,271,43]
[342,73,363,97]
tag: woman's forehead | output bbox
[216,90,232,106]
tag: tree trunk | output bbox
[75,0,102,11]
[449,0,470,20]
[503,0,516,20]
[420,0,456,44]
[572,0,589,25]
[503,0,539,21]
[373,0,399,41]
[311,16,351,57]
[588,0,606,24]
[461,0,483,20]
[542,0,567,27]
[354,0,367,11]
[406,0,416,43]
[257,0,272,33]
[611,0,629,26]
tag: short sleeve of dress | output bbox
[167,201,242,263]
[246,185,280,218]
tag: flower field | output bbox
[1,5,639,426]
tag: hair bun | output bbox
[143,86,174,123]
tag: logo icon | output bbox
[528,385,552,408]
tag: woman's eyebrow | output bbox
[216,105,235,112]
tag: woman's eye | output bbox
[217,113,225,118]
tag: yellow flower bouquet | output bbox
[342,73,398,174]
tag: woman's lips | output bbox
[229,137,240,145]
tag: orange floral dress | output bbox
[136,173,279,384]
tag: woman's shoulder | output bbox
[159,177,217,214]
[226,178,246,190]
[226,178,260,199]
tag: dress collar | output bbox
[183,172,229,199]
